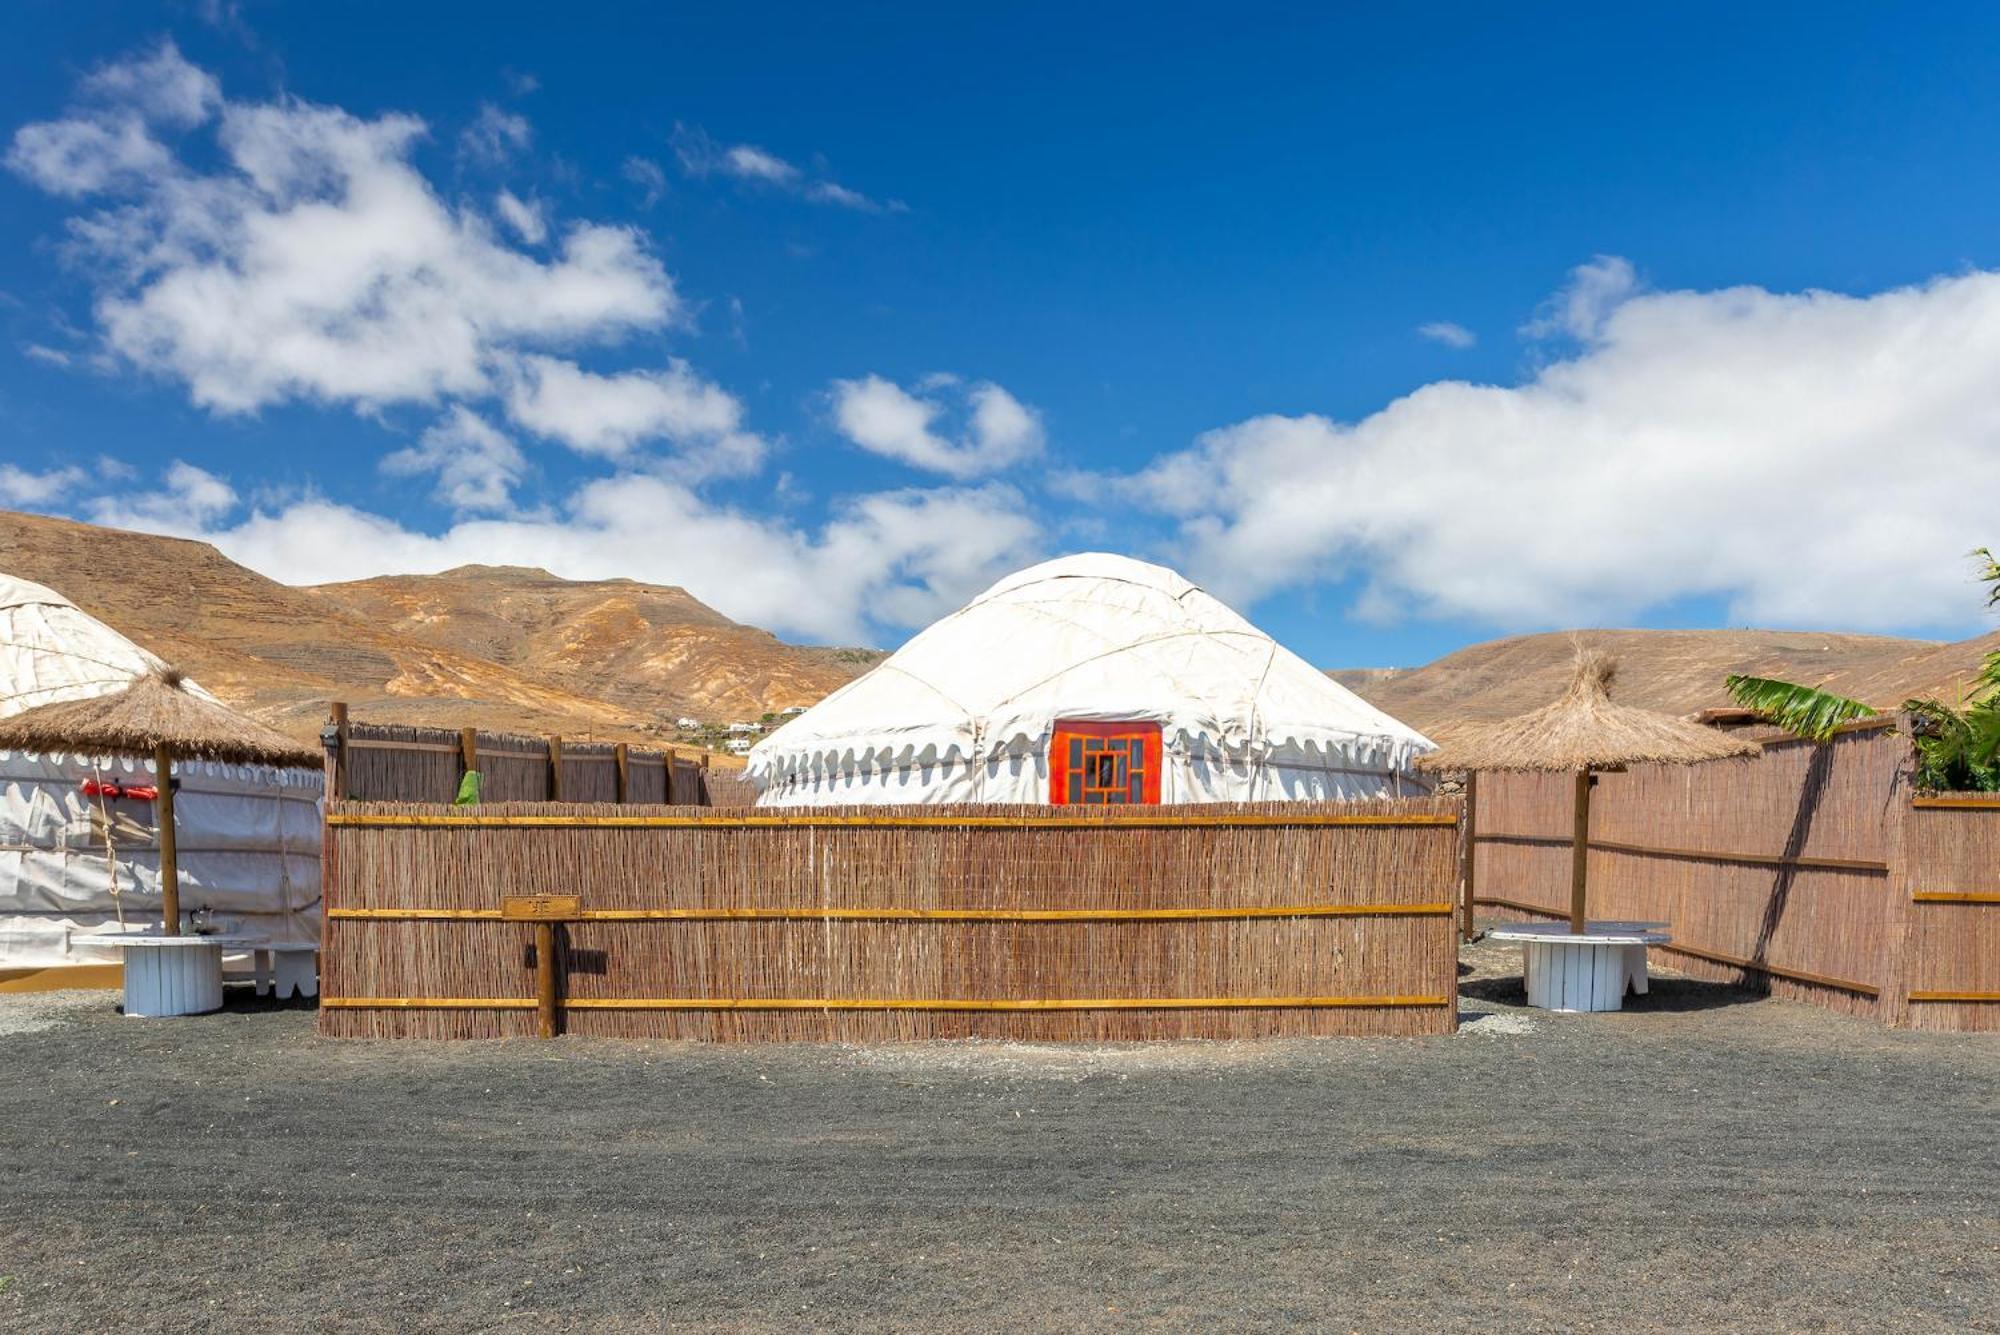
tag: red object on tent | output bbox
[81,778,159,802]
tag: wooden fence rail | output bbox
[319,798,1463,1042]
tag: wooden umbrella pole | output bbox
[1569,768,1591,933]
[154,743,181,935]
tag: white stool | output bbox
[253,945,321,999]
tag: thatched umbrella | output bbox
[1419,651,1757,933]
[0,669,316,934]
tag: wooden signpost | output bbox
[502,894,583,1037]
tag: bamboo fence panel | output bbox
[330,718,711,807]
[702,769,759,807]
[1901,798,2000,1032]
[1471,727,1907,1018]
[319,798,1461,1041]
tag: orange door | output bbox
[1049,720,1162,805]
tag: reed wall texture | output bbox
[330,719,713,806]
[318,799,1462,1041]
[1470,721,2000,1029]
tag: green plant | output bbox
[1722,675,1876,742]
[1723,547,2000,792]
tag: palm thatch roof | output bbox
[0,668,318,768]
[1416,650,1759,773]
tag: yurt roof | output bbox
[0,668,317,768]
[1416,650,1759,773]
[0,572,215,719]
[750,552,1434,781]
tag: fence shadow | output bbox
[1458,971,1763,1013]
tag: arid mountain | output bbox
[0,510,879,749]
[311,566,881,724]
[1333,626,1998,733]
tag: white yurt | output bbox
[0,574,322,989]
[749,553,1435,806]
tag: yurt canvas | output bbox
[749,553,1435,806]
[0,574,322,989]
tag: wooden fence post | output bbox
[1461,771,1479,941]
[548,735,564,802]
[459,727,478,801]
[614,743,629,804]
[328,701,349,801]
[535,922,559,1038]
[1570,770,1592,933]
[664,747,677,803]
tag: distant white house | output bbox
[779,705,808,717]
[725,737,755,754]
[675,716,701,730]
[725,721,762,735]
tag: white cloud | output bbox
[1109,262,2000,632]
[90,460,238,531]
[501,354,764,476]
[829,374,1044,479]
[86,469,1040,642]
[0,464,89,505]
[673,124,895,212]
[381,406,526,513]
[622,155,666,208]
[1416,321,1476,349]
[82,40,221,127]
[493,188,546,244]
[1523,254,1639,341]
[723,144,799,184]
[458,101,530,163]
[11,66,678,417]
[6,114,172,197]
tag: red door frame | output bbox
[1049,719,1163,805]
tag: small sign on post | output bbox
[501,895,581,1038]
[502,894,582,922]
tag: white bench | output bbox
[1485,921,1671,1013]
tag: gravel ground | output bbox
[1,941,1995,1334]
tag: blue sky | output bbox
[3,3,1998,665]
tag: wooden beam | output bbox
[1911,891,2000,905]
[328,901,1457,923]
[1461,771,1478,941]
[613,743,629,804]
[1473,832,1889,875]
[1906,991,2000,1003]
[534,921,559,1038]
[324,811,1460,831]
[1569,770,1591,933]
[327,701,349,801]
[154,744,180,935]
[547,735,563,802]
[323,993,1454,1012]
[1911,794,2000,810]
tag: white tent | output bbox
[0,574,322,980]
[749,553,1435,806]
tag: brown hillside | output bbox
[310,566,883,724]
[1334,626,1995,733]
[0,510,878,749]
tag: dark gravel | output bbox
[1,940,1995,1334]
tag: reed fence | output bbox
[318,798,1462,1042]
[1466,717,2000,1030]
[324,704,714,806]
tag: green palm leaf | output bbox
[1724,674,1878,742]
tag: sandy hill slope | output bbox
[0,510,879,746]
[1333,626,1997,732]
[310,566,881,723]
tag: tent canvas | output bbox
[749,553,1436,806]
[0,575,322,975]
